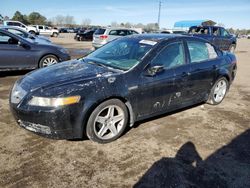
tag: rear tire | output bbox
[52,32,58,37]
[207,77,229,105]
[86,99,128,144]
[29,30,36,35]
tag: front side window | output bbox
[220,28,229,37]
[0,31,18,44]
[151,42,185,69]
[187,41,218,63]
[86,38,155,70]
[39,26,43,29]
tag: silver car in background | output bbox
[92,27,141,49]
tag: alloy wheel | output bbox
[93,105,125,140]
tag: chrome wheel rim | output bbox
[94,105,125,140]
[42,57,58,67]
[213,80,227,103]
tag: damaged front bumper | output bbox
[10,103,84,139]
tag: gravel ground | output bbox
[0,34,249,188]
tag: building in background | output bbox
[173,20,216,31]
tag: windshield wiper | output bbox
[87,61,109,69]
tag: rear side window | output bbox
[94,29,105,35]
[109,30,127,36]
[187,41,218,63]
[127,30,139,35]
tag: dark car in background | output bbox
[0,28,70,70]
[74,30,95,41]
[9,34,237,143]
[188,26,237,52]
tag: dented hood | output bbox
[19,59,114,91]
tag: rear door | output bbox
[185,39,219,103]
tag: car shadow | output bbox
[134,129,250,188]
[0,70,31,78]
[130,102,204,130]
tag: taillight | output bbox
[100,35,108,40]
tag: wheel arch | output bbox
[80,96,135,138]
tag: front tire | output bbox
[86,99,128,143]
[229,44,236,53]
[39,55,59,68]
[207,77,229,105]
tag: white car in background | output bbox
[92,27,141,49]
[3,20,39,35]
[33,25,59,37]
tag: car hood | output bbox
[19,59,116,92]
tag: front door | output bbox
[0,31,33,69]
[136,41,188,117]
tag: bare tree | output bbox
[82,18,91,26]
[53,15,65,26]
[111,21,119,27]
[64,15,75,27]
[217,23,225,27]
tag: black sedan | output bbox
[10,34,237,143]
[0,28,70,70]
[74,30,95,41]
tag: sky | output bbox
[1,0,250,29]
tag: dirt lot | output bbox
[0,34,249,188]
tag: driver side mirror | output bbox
[145,65,164,76]
[18,41,30,49]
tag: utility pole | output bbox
[157,1,162,29]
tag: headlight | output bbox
[59,48,69,54]
[28,96,81,107]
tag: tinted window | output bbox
[220,28,229,37]
[109,30,127,36]
[0,32,11,43]
[94,29,105,35]
[127,30,139,35]
[187,41,217,63]
[151,42,185,69]
[38,26,43,29]
[212,27,219,36]
[189,27,209,34]
[0,31,18,44]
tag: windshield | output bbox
[85,38,156,71]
